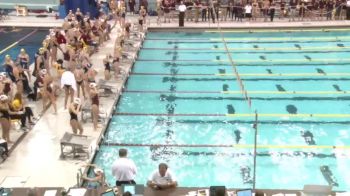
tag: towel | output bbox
[61,71,77,91]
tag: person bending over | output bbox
[147,163,177,190]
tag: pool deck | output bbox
[0,14,350,188]
[0,16,127,188]
[0,12,62,28]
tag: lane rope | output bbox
[102,142,350,149]
[115,112,350,118]
[124,90,350,95]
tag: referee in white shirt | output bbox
[111,148,137,186]
[178,1,187,27]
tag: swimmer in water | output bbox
[301,130,315,145]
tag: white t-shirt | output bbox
[148,169,176,185]
[245,5,252,13]
[179,4,187,12]
[111,158,137,181]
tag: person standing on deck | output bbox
[346,0,350,19]
[112,148,137,186]
[178,1,187,26]
[269,3,275,21]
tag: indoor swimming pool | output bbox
[93,28,350,190]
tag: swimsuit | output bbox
[76,80,83,85]
[104,62,111,71]
[19,57,29,69]
[91,94,99,106]
[3,82,11,94]
[0,109,10,120]
[70,106,78,121]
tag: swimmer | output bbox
[103,55,111,81]
[43,69,57,114]
[61,68,76,109]
[17,48,31,82]
[69,98,83,135]
[301,130,316,145]
[81,164,106,189]
[0,95,11,143]
[74,65,85,98]
[89,83,100,131]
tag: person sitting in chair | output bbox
[147,163,177,190]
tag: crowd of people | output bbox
[154,0,350,23]
[0,0,141,158]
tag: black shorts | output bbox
[139,19,143,25]
[64,84,71,89]
[245,13,252,18]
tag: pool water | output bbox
[0,27,48,71]
[93,29,350,190]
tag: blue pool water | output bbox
[0,27,48,71]
[93,29,350,190]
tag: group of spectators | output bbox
[155,0,350,23]
[0,0,139,157]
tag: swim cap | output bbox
[94,168,103,174]
[0,95,8,101]
[74,98,81,105]
[0,72,7,77]
[12,99,21,110]
[89,83,97,88]
[40,69,47,75]
[39,47,45,54]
